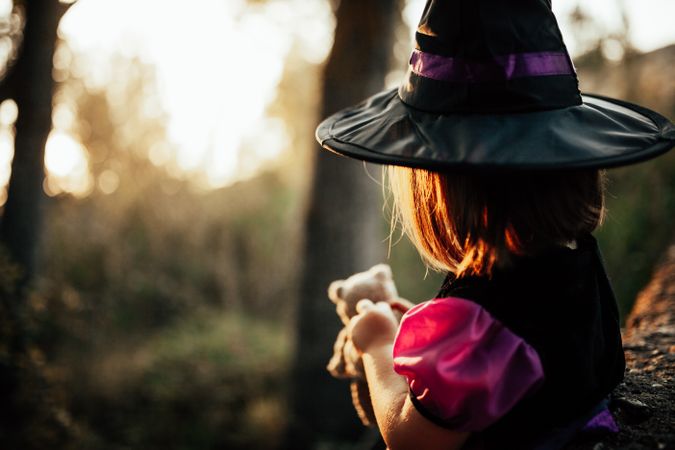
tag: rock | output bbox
[612,397,651,422]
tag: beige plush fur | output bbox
[326,264,411,427]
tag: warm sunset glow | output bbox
[44,131,93,197]
[0,0,673,196]
[57,0,333,189]
[0,99,16,206]
[0,98,17,125]
[0,130,12,206]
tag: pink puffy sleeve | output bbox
[392,297,544,431]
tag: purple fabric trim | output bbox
[583,408,619,434]
[393,297,544,431]
[409,49,574,82]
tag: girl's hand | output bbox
[348,299,399,354]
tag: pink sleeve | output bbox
[392,297,544,431]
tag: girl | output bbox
[351,169,623,449]
[315,0,674,449]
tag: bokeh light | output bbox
[2,0,673,196]
[44,131,93,197]
[57,0,333,189]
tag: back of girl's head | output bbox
[387,166,605,278]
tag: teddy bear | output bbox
[326,263,412,427]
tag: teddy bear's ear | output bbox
[327,280,344,303]
[372,264,392,281]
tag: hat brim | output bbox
[316,88,675,171]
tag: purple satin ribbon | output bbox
[409,49,574,82]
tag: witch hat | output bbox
[316,0,675,170]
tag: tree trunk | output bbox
[0,1,70,446]
[0,0,65,288]
[285,1,400,448]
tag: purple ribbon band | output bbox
[409,49,574,82]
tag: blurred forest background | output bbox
[0,0,673,449]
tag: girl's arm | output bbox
[350,301,470,450]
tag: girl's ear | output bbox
[372,264,392,281]
[328,281,345,303]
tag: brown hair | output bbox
[387,166,605,278]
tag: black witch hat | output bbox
[316,0,675,170]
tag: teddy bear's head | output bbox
[327,264,399,325]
